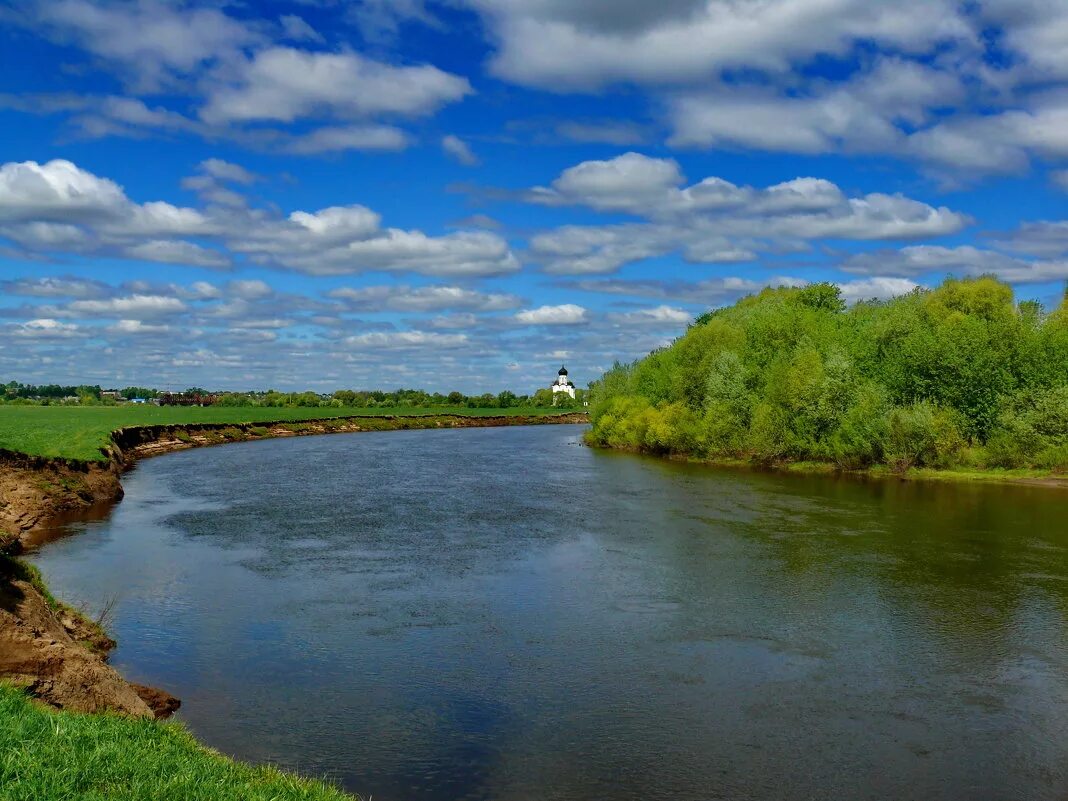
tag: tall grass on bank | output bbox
[0,406,566,462]
[0,685,356,801]
[587,277,1068,473]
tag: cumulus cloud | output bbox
[609,305,693,325]
[10,318,81,338]
[0,276,109,298]
[22,0,262,90]
[562,276,807,304]
[329,285,521,312]
[199,47,472,125]
[122,240,231,269]
[992,220,1068,258]
[343,331,469,349]
[5,3,471,160]
[0,158,521,279]
[62,294,188,319]
[846,244,1068,284]
[0,159,227,267]
[0,158,127,223]
[515,304,589,325]
[669,59,964,155]
[470,0,969,90]
[525,153,968,274]
[837,277,921,304]
[109,319,172,335]
[233,212,519,278]
[227,280,273,300]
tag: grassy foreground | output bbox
[0,405,565,462]
[0,685,355,801]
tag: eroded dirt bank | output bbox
[0,413,586,718]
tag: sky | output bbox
[1,1,1067,394]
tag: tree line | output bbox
[586,276,1068,472]
[1,383,586,410]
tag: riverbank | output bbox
[585,440,1068,489]
[0,412,585,800]
[2,412,587,550]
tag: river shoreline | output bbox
[0,412,587,719]
[585,440,1068,489]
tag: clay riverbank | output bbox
[0,413,587,719]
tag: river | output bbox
[29,424,1068,800]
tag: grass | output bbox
[0,405,570,462]
[0,684,356,801]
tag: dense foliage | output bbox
[587,277,1068,472]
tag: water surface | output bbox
[31,425,1068,800]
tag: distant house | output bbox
[551,365,576,400]
[158,392,217,407]
[100,390,123,401]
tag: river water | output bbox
[29,425,1068,800]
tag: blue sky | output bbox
[1,0,1067,393]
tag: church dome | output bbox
[558,365,568,376]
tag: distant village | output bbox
[1,366,589,410]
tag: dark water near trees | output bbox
[30,425,1068,801]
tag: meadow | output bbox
[0,405,566,462]
[0,685,355,801]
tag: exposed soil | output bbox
[0,573,152,717]
[0,412,586,718]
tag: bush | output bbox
[883,403,965,471]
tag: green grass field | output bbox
[0,685,356,801]
[0,405,567,462]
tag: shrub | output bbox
[883,402,965,471]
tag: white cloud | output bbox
[0,158,522,280]
[515,304,589,325]
[993,220,1068,257]
[285,125,411,154]
[226,280,273,300]
[11,318,81,338]
[343,331,469,349]
[200,47,473,125]
[530,153,967,239]
[0,158,127,223]
[442,135,479,166]
[525,153,968,274]
[122,240,231,269]
[470,0,970,90]
[109,319,172,335]
[329,285,520,312]
[563,275,807,304]
[837,277,920,303]
[64,294,187,319]
[199,159,259,185]
[0,276,108,298]
[843,244,1068,284]
[609,305,693,325]
[669,58,963,154]
[27,0,262,90]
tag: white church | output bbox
[551,365,576,400]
